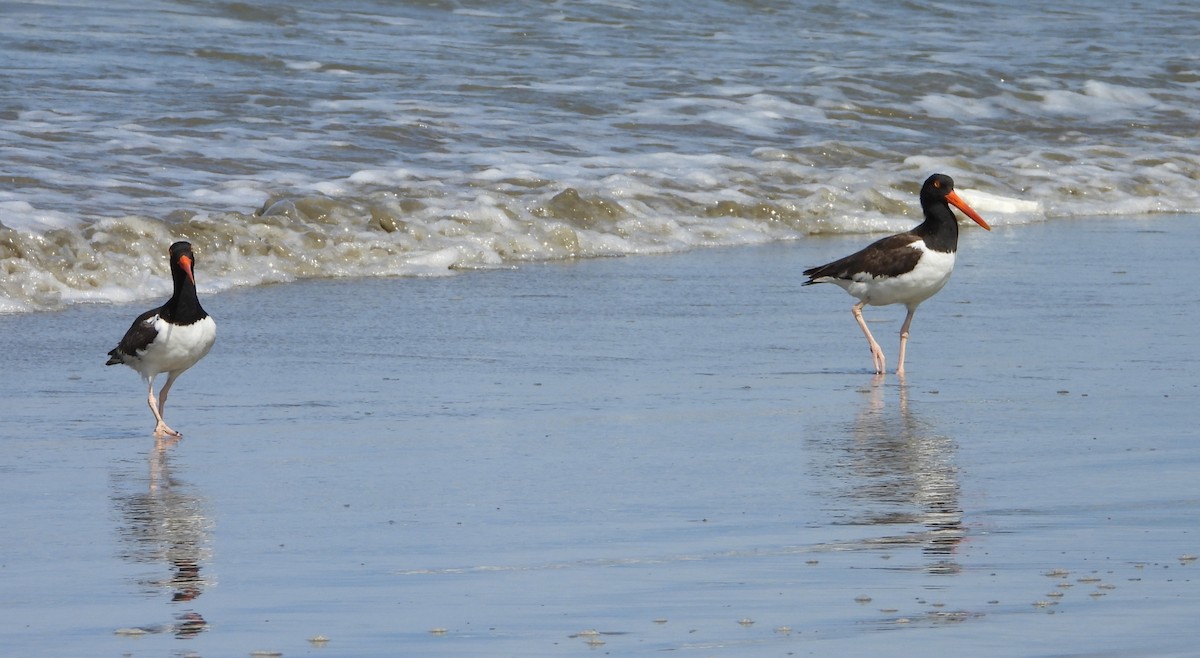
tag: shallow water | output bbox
[2,216,1199,656]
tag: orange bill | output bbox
[945,189,990,230]
[179,255,196,284]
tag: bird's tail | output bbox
[802,266,827,285]
[802,262,842,285]
[105,349,124,366]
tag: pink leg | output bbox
[852,301,886,375]
[147,373,182,439]
[896,305,918,377]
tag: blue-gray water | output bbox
[3,0,1199,311]
[3,218,1200,656]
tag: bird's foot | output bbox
[870,349,886,375]
[153,423,182,439]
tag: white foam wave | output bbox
[955,189,1041,216]
[0,200,76,231]
[8,131,1200,314]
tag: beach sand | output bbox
[2,216,1199,656]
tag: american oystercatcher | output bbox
[107,241,217,438]
[803,174,990,375]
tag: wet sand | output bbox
[2,216,1199,656]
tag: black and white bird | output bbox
[803,174,990,376]
[107,241,217,438]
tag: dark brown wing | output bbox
[105,307,161,365]
[803,233,922,283]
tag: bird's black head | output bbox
[919,173,990,230]
[920,173,956,204]
[169,241,197,285]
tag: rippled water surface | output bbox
[3,0,1199,311]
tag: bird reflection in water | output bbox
[111,439,212,638]
[830,375,965,574]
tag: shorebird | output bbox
[107,241,217,438]
[803,173,990,375]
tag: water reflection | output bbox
[111,440,212,638]
[824,375,964,574]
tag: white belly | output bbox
[136,315,217,377]
[840,245,955,307]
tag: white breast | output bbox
[135,315,217,377]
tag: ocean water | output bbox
[3,0,1198,312]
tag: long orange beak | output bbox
[179,255,196,284]
[945,189,991,230]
